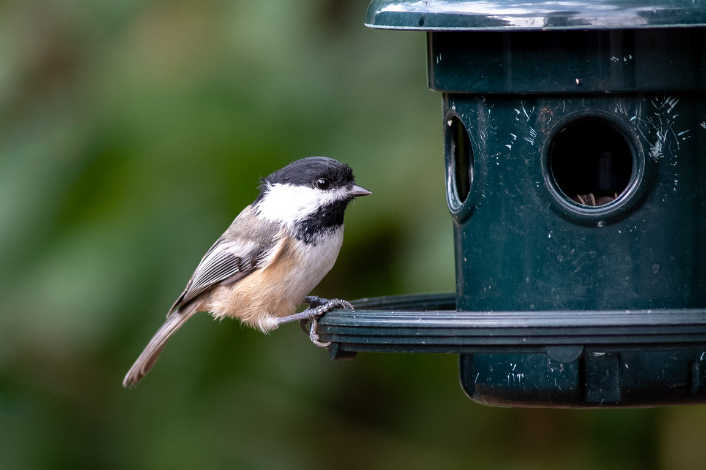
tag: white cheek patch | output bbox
[256,183,348,226]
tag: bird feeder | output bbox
[318,0,706,408]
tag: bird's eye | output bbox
[316,178,331,190]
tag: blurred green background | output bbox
[1,0,705,469]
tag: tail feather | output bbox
[123,309,198,387]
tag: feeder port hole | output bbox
[447,115,473,208]
[548,117,634,208]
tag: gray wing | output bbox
[167,236,274,316]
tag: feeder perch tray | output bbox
[321,295,706,407]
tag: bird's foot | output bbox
[303,296,353,314]
[302,297,353,347]
[275,296,354,347]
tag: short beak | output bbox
[348,184,372,198]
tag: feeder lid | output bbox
[365,0,706,31]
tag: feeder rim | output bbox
[365,0,706,31]
[315,293,706,355]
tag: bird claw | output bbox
[276,297,353,326]
[298,297,354,347]
[277,296,354,348]
[303,296,353,315]
[299,319,310,334]
[303,295,353,311]
[308,317,331,347]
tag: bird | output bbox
[123,156,371,387]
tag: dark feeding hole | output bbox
[549,118,633,207]
[449,116,473,204]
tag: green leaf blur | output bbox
[0,1,704,469]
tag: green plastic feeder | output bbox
[319,0,706,408]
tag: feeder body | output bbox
[435,27,706,406]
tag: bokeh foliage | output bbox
[0,0,704,469]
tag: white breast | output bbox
[285,226,345,300]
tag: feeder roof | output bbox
[365,0,706,31]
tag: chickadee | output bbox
[123,157,370,387]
